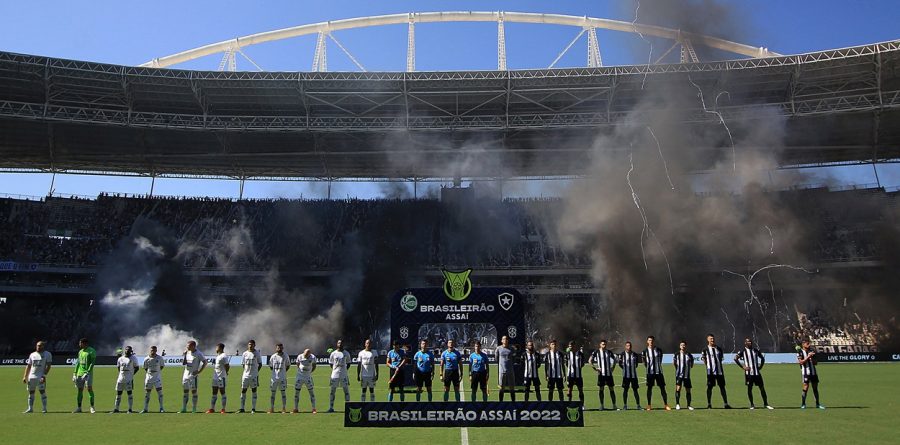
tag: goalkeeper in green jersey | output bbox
[72,338,96,413]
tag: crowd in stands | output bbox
[1,187,895,270]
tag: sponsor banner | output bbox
[0,261,38,272]
[814,352,900,362]
[0,356,117,366]
[814,345,879,353]
[344,401,584,427]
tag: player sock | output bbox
[675,390,681,405]
[686,391,691,406]
[294,391,300,410]
[443,391,449,402]
[221,395,226,410]
[599,389,605,408]
[145,393,151,411]
[127,393,133,411]
[182,393,189,410]
[158,392,164,410]
[329,389,335,410]
[192,394,198,411]
[707,387,713,406]
[282,392,287,410]
[240,393,246,410]
[499,390,504,402]
[454,390,460,402]
[389,392,394,402]
[211,394,218,410]
[801,390,807,406]
[661,388,668,405]
[88,390,95,407]
[40,392,47,410]
[747,386,754,406]
[608,390,614,406]
[115,393,122,411]
[760,387,769,406]
[812,386,820,405]
[271,392,276,410]
[309,391,316,410]
[399,391,405,402]
[27,393,34,411]
[428,391,433,402]
[251,392,257,410]
[77,390,83,408]
[361,391,366,402]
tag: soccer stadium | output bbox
[1,2,898,443]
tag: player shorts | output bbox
[211,374,227,388]
[388,369,405,389]
[74,373,93,389]
[802,374,819,384]
[547,377,564,391]
[707,374,726,388]
[144,374,163,390]
[330,376,350,389]
[182,374,199,391]
[745,375,764,386]
[115,378,134,392]
[26,377,45,392]
[442,370,461,386]
[414,371,432,388]
[622,377,639,389]
[597,375,614,388]
[523,376,542,388]
[360,376,376,389]
[499,371,517,388]
[470,371,488,387]
[241,375,259,389]
[646,374,666,387]
[567,376,583,388]
[675,377,692,388]
[295,373,314,390]
[270,378,287,391]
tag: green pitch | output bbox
[1,363,897,444]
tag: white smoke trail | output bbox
[631,0,653,89]
[646,126,675,190]
[626,152,675,295]
[688,74,736,171]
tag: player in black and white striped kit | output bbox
[642,336,670,411]
[565,341,585,404]
[672,340,694,410]
[589,339,617,411]
[618,341,641,410]
[734,337,773,410]
[522,340,542,401]
[544,340,564,401]
[700,334,731,409]
[798,339,824,409]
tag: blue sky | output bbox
[0,0,898,199]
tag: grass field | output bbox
[2,363,897,444]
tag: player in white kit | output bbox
[293,348,317,413]
[268,343,289,413]
[180,340,207,413]
[327,339,351,413]
[141,345,165,413]
[357,339,378,402]
[239,339,262,413]
[22,340,52,414]
[112,346,140,413]
[206,343,229,414]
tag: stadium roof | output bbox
[0,40,899,180]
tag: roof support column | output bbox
[587,26,602,67]
[312,31,328,72]
[497,13,507,70]
[407,15,416,72]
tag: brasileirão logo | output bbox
[442,269,473,301]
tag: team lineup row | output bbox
[20,333,825,414]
